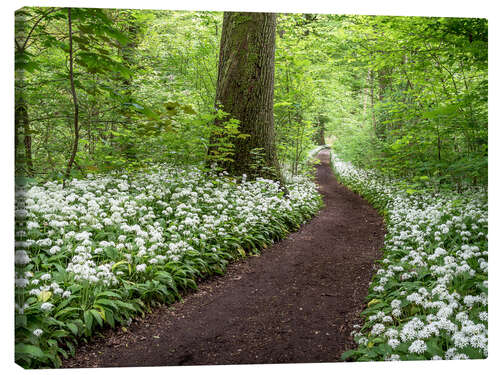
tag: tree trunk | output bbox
[65,8,79,181]
[314,114,326,145]
[118,20,138,161]
[369,69,376,136]
[377,68,390,102]
[210,12,281,180]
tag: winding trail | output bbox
[63,149,385,368]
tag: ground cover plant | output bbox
[14,165,322,368]
[330,153,488,361]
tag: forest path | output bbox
[63,149,385,368]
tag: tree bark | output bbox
[210,12,281,180]
[314,114,326,145]
[118,19,138,161]
[369,69,376,136]
[65,7,79,181]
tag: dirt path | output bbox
[63,149,385,368]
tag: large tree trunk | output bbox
[210,12,281,180]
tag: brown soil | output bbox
[62,149,385,368]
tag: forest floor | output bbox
[62,149,385,368]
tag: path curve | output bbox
[63,149,385,368]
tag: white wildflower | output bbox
[408,339,427,354]
[33,329,43,337]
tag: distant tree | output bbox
[210,12,281,180]
[314,114,327,145]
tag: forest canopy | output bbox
[15,8,487,188]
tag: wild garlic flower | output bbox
[33,329,43,337]
[331,152,487,360]
[40,302,54,311]
[136,264,147,272]
[408,339,427,354]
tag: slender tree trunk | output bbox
[314,114,326,145]
[210,12,281,180]
[65,7,79,181]
[285,61,294,173]
[44,121,56,170]
[294,117,301,175]
[118,20,138,160]
[318,123,325,145]
[362,72,369,118]
[295,113,306,175]
[378,67,390,102]
[15,8,59,178]
[369,69,376,136]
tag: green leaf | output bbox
[341,349,359,360]
[94,299,118,310]
[66,341,75,356]
[186,279,198,290]
[83,310,93,334]
[96,290,122,299]
[104,309,116,328]
[113,300,136,311]
[66,322,79,336]
[15,343,46,359]
[57,346,69,359]
[112,260,130,272]
[50,329,69,338]
[105,27,130,45]
[54,307,81,319]
[89,309,103,327]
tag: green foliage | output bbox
[16,8,221,180]
[206,109,248,166]
[274,14,336,175]
[330,152,487,362]
[15,9,487,187]
[15,163,322,368]
[327,15,487,187]
[248,147,278,179]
